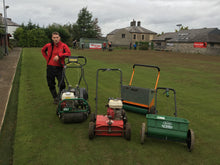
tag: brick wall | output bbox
[167,43,220,55]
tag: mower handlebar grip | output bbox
[65,56,87,67]
[76,56,87,66]
[98,68,121,72]
[133,64,160,71]
[156,87,176,94]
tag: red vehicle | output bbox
[89,68,131,140]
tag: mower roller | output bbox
[56,56,90,123]
[140,87,195,151]
[89,68,131,140]
[122,64,160,114]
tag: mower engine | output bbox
[107,99,125,121]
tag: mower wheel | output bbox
[125,123,131,140]
[90,113,96,122]
[187,129,195,152]
[149,106,157,114]
[140,123,146,144]
[88,104,91,114]
[89,122,95,139]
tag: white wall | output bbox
[8,26,19,39]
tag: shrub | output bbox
[138,41,149,50]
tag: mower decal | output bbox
[161,121,173,129]
[63,107,70,111]
[157,116,165,120]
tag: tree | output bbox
[157,32,164,37]
[73,7,102,40]
[14,21,49,47]
[175,26,189,32]
[93,18,102,37]
[44,23,71,43]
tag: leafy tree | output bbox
[157,32,164,37]
[73,7,102,40]
[93,18,102,37]
[45,23,71,43]
[175,26,189,32]
[14,21,49,47]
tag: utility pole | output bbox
[3,0,9,55]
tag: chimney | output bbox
[133,20,136,26]
[137,21,141,26]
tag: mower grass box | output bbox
[146,114,189,141]
[122,64,160,114]
[122,86,155,114]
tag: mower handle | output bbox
[95,68,123,115]
[129,64,160,89]
[60,55,88,93]
[65,56,87,68]
[97,68,121,72]
[155,87,177,117]
[133,64,160,71]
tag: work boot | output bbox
[53,97,59,105]
[50,88,58,99]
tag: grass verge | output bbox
[0,52,21,165]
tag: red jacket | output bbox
[41,41,71,67]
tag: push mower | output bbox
[56,56,90,123]
[140,87,195,151]
[122,64,160,114]
[89,68,131,140]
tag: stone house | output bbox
[0,13,20,39]
[107,20,157,47]
[152,28,220,55]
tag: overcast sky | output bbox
[2,0,220,36]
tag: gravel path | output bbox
[0,47,21,131]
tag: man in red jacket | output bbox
[41,32,71,104]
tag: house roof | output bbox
[108,26,157,35]
[0,15,19,27]
[153,28,220,43]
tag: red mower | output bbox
[89,68,131,140]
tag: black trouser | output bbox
[47,65,65,99]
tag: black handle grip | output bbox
[98,68,121,72]
[133,64,160,71]
[156,87,176,94]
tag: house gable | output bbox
[107,20,157,46]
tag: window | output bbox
[142,35,145,40]
[133,34,136,39]
[122,34,125,38]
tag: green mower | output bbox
[122,64,160,114]
[140,87,195,151]
[56,56,90,123]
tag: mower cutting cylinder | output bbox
[60,112,88,123]
[123,104,148,114]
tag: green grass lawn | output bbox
[9,48,220,164]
